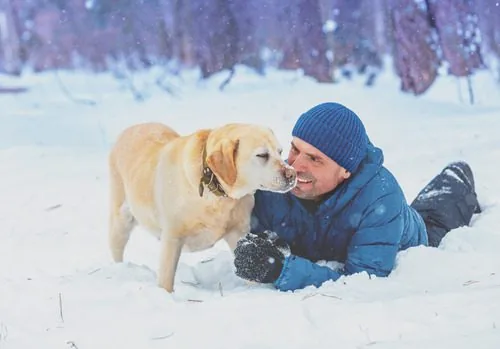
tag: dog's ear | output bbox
[207,139,239,186]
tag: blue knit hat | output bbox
[292,102,368,173]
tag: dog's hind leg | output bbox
[108,164,136,262]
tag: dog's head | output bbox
[205,123,297,199]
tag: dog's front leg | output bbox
[158,233,184,293]
[225,195,254,252]
[224,230,248,252]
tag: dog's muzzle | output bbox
[281,165,297,189]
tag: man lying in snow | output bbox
[233,102,482,292]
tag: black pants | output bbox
[410,161,481,247]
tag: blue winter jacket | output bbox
[250,141,428,292]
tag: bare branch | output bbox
[187,299,204,303]
[200,258,215,264]
[301,292,342,301]
[219,68,235,91]
[218,281,224,297]
[54,71,97,106]
[319,293,342,300]
[59,292,64,323]
[0,322,8,342]
[45,204,62,212]
[151,333,174,340]
[66,341,79,349]
[180,280,200,287]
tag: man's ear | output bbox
[207,139,239,186]
[342,169,351,180]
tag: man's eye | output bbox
[256,153,269,160]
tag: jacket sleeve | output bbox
[274,255,343,291]
[344,192,403,277]
[273,192,403,292]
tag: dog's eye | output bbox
[257,153,269,159]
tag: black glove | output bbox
[233,230,290,284]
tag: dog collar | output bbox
[199,146,228,198]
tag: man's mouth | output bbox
[297,177,312,184]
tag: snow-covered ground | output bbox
[1,66,500,349]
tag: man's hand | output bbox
[233,230,291,284]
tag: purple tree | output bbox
[228,0,263,73]
[88,0,167,69]
[331,0,361,73]
[296,0,332,82]
[187,0,239,79]
[474,0,500,70]
[278,0,332,82]
[163,0,197,66]
[0,0,23,75]
[277,0,302,71]
[388,0,440,95]
[427,0,483,77]
[252,0,293,68]
[426,0,484,103]
[330,0,383,85]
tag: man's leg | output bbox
[411,161,481,247]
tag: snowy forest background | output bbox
[0,0,499,98]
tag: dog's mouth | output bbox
[259,176,297,193]
[283,178,298,191]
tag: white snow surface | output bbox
[1,65,500,349]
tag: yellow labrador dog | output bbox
[108,122,297,292]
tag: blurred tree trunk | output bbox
[188,0,239,79]
[131,0,171,66]
[9,0,40,70]
[388,0,440,95]
[296,0,332,82]
[0,0,22,75]
[331,0,361,74]
[474,0,500,81]
[427,0,484,103]
[331,0,383,84]
[475,0,500,57]
[373,0,390,57]
[172,0,189,64]
[277,0,301,70]
[118,0,152,69]
[427,0,483,77]
[161,0,196,66]
[87,0,167,70]
[229,0,263,73]
[279,0,332,82]
[253,0,287,67]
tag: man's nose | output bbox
[289,153,305,170]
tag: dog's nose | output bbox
[282,166,297,182]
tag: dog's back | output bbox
[110,122,179,177]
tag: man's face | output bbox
[287,137,351,201]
